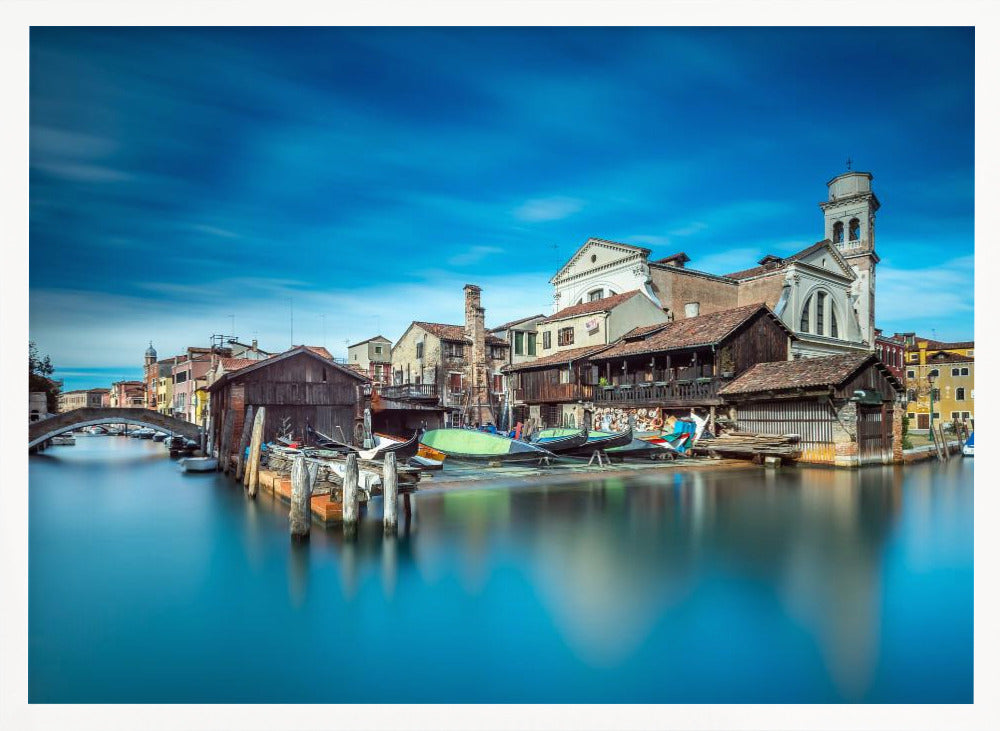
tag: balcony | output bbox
[378,383,439,402]
[594,376,725,406]
[513,383,594,404]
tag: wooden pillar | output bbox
[234,406,255,480]
[289,453,312,541]
[219,409,235,473]
[245,406,266,497]
[666,354,672,380]
[383,452,399,535]
[343,452,359,539]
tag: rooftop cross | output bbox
[846,156,853,171]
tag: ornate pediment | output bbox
[550,237,651,284]
[793,241,855,281]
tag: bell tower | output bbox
[819,167,879,349]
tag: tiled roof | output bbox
[489,314,546,332]
[724,240,830,280]
[621,322,672,340]
[912,339,974,351]
[297,345,334,360]
[413,321,507,346]
[593,304,786,360]
[219,358,259,372]
[539,290,643,324]
[649,252,690,266]
[719,353,878,395]
[502,344,611,372]
[924,352,974,364]
[347,335,392,348]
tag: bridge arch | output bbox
[28,408,202,450]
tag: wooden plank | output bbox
[234,405,255,480]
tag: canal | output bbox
[29,435,973,703]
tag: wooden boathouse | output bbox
[585,304,792,430]
[208,346,369,467]
[718,352,905,467]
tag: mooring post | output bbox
[383,452,399,535]
[343,452,359,539]
[234,405,255,480]
[245,406,266,498]
[289,454,312,541]
[219,409,235,473]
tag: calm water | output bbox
[29,435,973,703]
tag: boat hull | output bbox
[565,428,634,455]
[420,428,552,462]
[531,428,589,453]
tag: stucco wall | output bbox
[648,266,738,319]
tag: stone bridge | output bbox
[29,407,201,449]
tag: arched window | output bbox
[832,221,844,244]
[929,369,939,378]
[816,292,826,334]
[831,307,839,338]
[849,218,861,241]
[800,295,812,333]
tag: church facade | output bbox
[548,170,881,359]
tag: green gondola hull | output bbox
[420,429,552,461]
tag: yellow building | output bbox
[156,374,173,416]
[903,338,974,432]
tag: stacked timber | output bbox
[692,431,801,460]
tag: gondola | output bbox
[358,430,422,461]
[565,427,634,456]
[529,428,590,453]
[420,428,554,462]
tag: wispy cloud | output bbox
[513,196,585,222]
[447,245,503,266]
[875,255,973,337]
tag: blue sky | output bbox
[28,27,974,390]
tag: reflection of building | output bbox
[902,337,974,431]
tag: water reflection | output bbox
[29,436,972,702]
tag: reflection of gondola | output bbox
[530,428,590,453]
[420,428,554,462]
[566,427,634,455]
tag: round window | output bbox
[590,254,597,263]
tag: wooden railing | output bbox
[594,376,724,404]
[379,383,439,400]
[515,383,594,403]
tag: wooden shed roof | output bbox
[719,352,903,396]
[207,345,367,392]
[593,304,791,360]
[502,344,611,372]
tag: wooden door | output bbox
[917,413,929,430]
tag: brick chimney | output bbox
[463,284,492,425]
